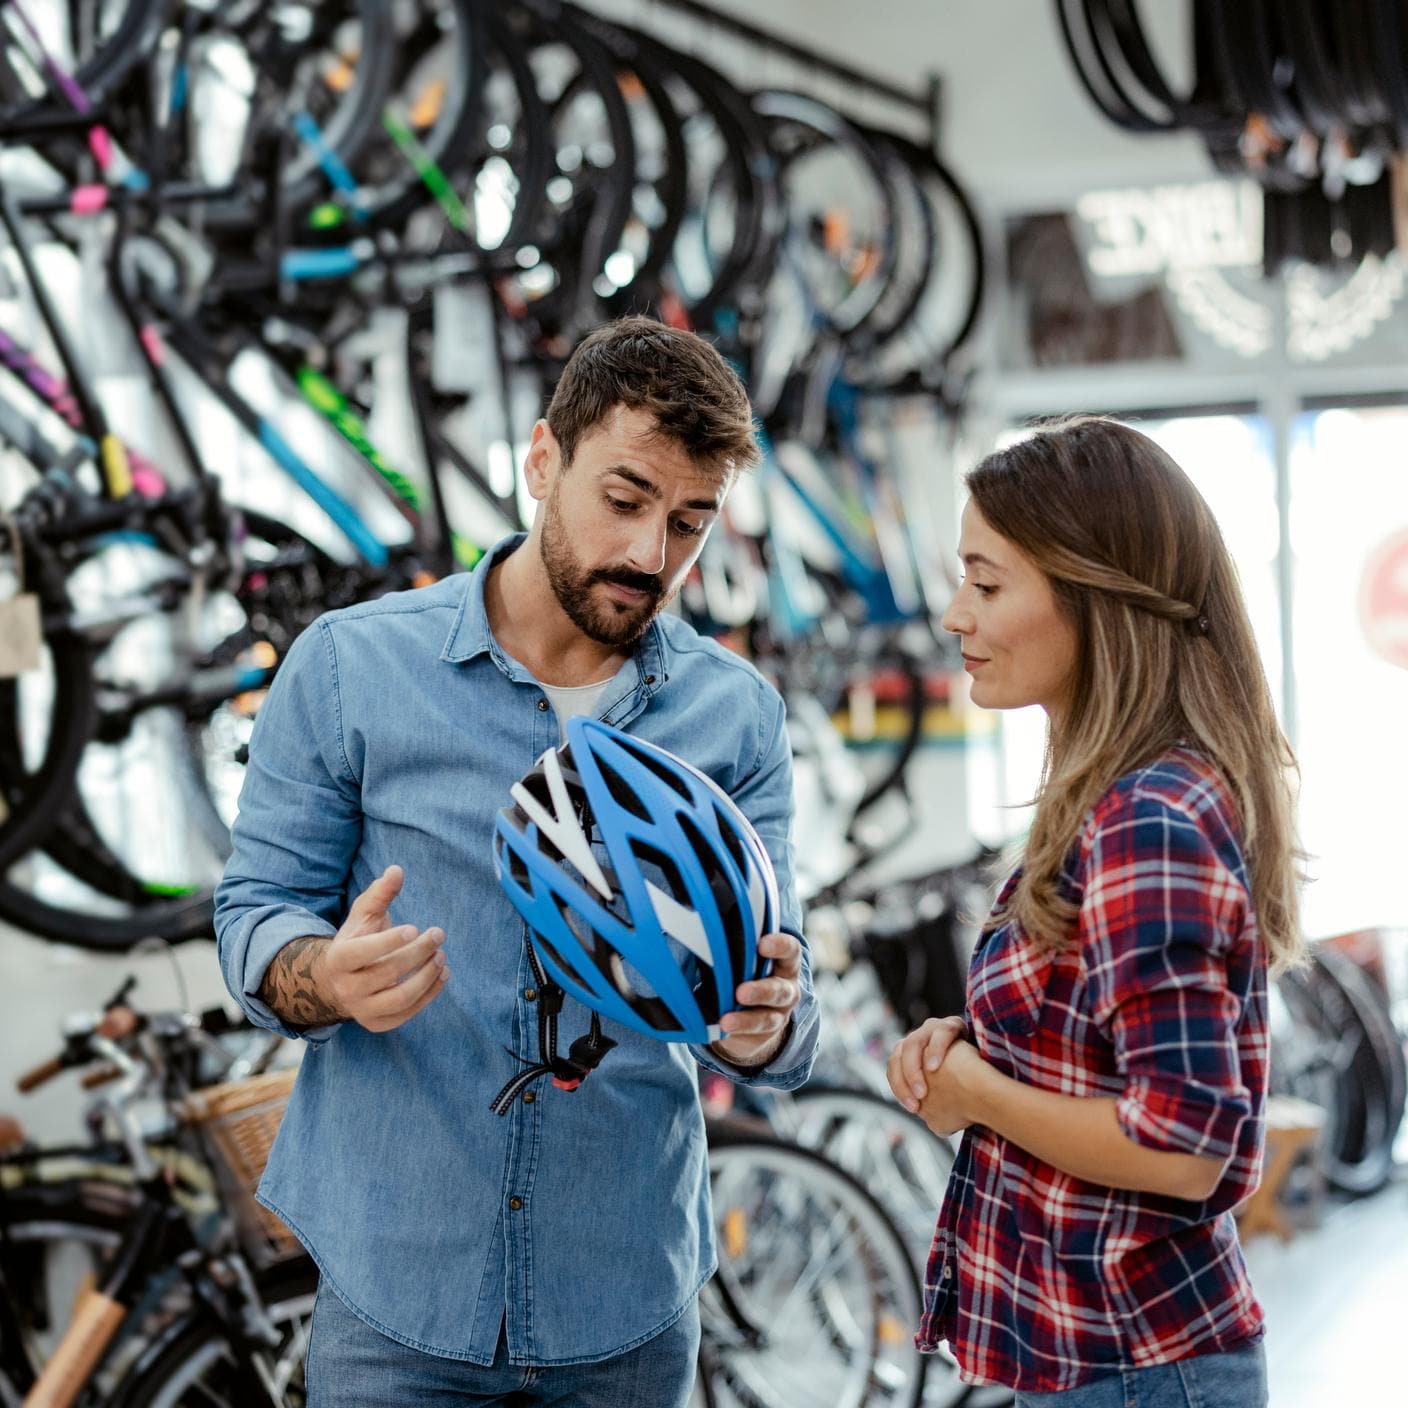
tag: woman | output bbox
[888,418,1302,1406]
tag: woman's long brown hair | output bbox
[969,417,1306,973]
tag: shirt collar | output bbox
[440,532,669,698]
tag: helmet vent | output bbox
[614,734,694,802]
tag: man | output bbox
[215,316,819,1407]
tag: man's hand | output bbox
[260,865,449,1033]
[709,932,803,1070]
[886,1016,969,1114]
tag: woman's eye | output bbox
[974,584,997,598]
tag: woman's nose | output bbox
[941,599,973,636]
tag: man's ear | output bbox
[522,419,561,503]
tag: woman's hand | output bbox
[886,1015,968,1114]
[910,1039,987,1137]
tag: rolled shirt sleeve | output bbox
[214,620,361,1042]
[691,683,819,1090]
[1080,792,1253,1162]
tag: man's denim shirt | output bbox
[214,535,818,1365]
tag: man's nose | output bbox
[623,517,669,575]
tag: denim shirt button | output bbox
[536,698,548,711]
[524,987,537,1002]
[523,1092,536,1104]
[509,1196,524,1210]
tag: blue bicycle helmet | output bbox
[492,716,779,1044]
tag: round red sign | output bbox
[1360,529,1408,670]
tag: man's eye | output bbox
[606,497,636,513]
[672,519,704,539]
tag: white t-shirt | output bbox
[541,678,614,743]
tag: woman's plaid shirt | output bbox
[918,749,1268,1392]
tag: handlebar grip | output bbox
[97,1007,139,1041]
[280,247,364,281]
[16,1056,65,1093]
[199,1005,252,1037]
[79,1064,123,1091]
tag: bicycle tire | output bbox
[0,1177,135,1393]
[751,89,900,342]
[1326,0,1388,131]
[352,0,488,237]
[619,31,783,332]
[108,1257,317,1408]
[1311,947,1405,1189]
[0,506,384,949]
[850,132,986,388]
[1052,0,1164,133]
[789,1085,954,1254]
[1278,0,1344,138]
[0,0,170,127]
[852,127,937,354]
[704,1119,926,1408]
[1097,0,1234,133]
[851,648,927,822]
[195,0,402,238]
[475,7,555,254]
[503,0,637,342]
[1273,956,1391,1195]
[563,7,690,316]
[1368,0,1408,145]
[0,625,98,876]
[787,1085,970,1408]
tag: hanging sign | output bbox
[1359,528,1408,669]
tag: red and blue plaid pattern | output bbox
[918,749,1268,1392]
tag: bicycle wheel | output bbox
[788,1086,954,1266]
[1309,947,1405,1191]
[0,1177,134,1393]
[109,1258,317,1408]
[1271,951,1395,1195]
[785,1086,972,1407]
[703,1121,925,1408]
[186,0,401,237]
[0,509,391,949]
[0,0,169,126]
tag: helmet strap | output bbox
[489,936,617,1115]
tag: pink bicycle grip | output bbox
[70,185,109,215]
[139,325,165,366]
[87,125,113,170]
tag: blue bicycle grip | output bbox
[279,247,364,282]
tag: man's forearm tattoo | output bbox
[260,935,345,1028]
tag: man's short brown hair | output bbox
[545,316,758,474]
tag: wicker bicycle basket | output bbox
[181,1067,301,1265]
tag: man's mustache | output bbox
[589,568,663,600]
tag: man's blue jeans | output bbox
[1013,1342,1268,1407]
[306,1281,701,1407]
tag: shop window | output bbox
[1289,407,1408,935]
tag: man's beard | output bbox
[539,493,671,647]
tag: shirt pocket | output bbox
[967,920,1054,1039]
